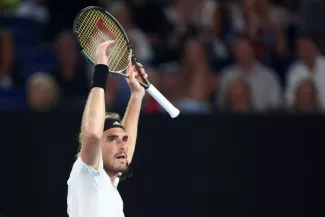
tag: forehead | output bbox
[103,127,127,136]
[298,38,314,46]
[299,81,314,88]
[234,40,251,49]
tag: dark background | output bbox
[0,110,324,217]
[1,0,325,217]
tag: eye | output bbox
[108,137,116,143]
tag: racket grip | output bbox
[146,84,180,118]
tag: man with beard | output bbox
[67,40,148,217]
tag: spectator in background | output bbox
[178,39,217,114]
[291,79,320,113]
[13,0,49,25]
[243,0,289,61]
[204,0,231,72]
[0,26,13,90]
[109,1,153,64]
[285,36,325,111]
[190,0,218,39]
[151,61,183,113]
[27,72,60,112]
[53,30,90,104]
[126,0,168,50]
[222,77,252,112]
[226,0,289,64]
[297,0,325,51]
[218,37,282,112]
[156,0,194,62]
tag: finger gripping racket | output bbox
[73,6,180,118]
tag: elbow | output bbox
[81,131,102,146]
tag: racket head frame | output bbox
[73,6,150,88]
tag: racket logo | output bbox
[86,19,117,56]
[95,19,116,42]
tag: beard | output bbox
[104,161,129,174]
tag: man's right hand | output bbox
[95,40,116,65]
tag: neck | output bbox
[106,169,117,186]
[304,58,317,71]
[238,61,253,73]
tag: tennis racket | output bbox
[73,6,180,118]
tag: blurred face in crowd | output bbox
[242,0,255,15]
[226,79,251,111]
[297,38,318,66]
[233,39,254,66]
[162,72,182,98]
[295,81,318,112]
[28,76,59,111]
[56,33,78,71]
[101,127,129,174]
[185,40,206,69]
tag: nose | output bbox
[117,138,127,149]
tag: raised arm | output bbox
[122,63,147,164]
[80,41,115,170]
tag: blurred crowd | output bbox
[1,0,325,114]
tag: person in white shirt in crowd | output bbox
[285,36,325,111]
[179,39,217,114]
[67,40,148,217]
[218,37,282,112]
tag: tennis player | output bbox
[67,40,147,217]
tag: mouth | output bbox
[115,153,127,161]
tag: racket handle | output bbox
[146,84,180,118]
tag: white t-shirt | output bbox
[218,62,283,111]
[67,156,124,217]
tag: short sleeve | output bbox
[67,155,104,187]
[79,155,104,175]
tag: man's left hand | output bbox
[126,62,147,98]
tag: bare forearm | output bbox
[80,87,106,167]
[81,88,106,139]
[122,93,143,163]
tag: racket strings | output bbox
[111,43,129,71]
[76,9,130,72]
[108,32,127,68]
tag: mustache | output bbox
[115,151,127,158]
